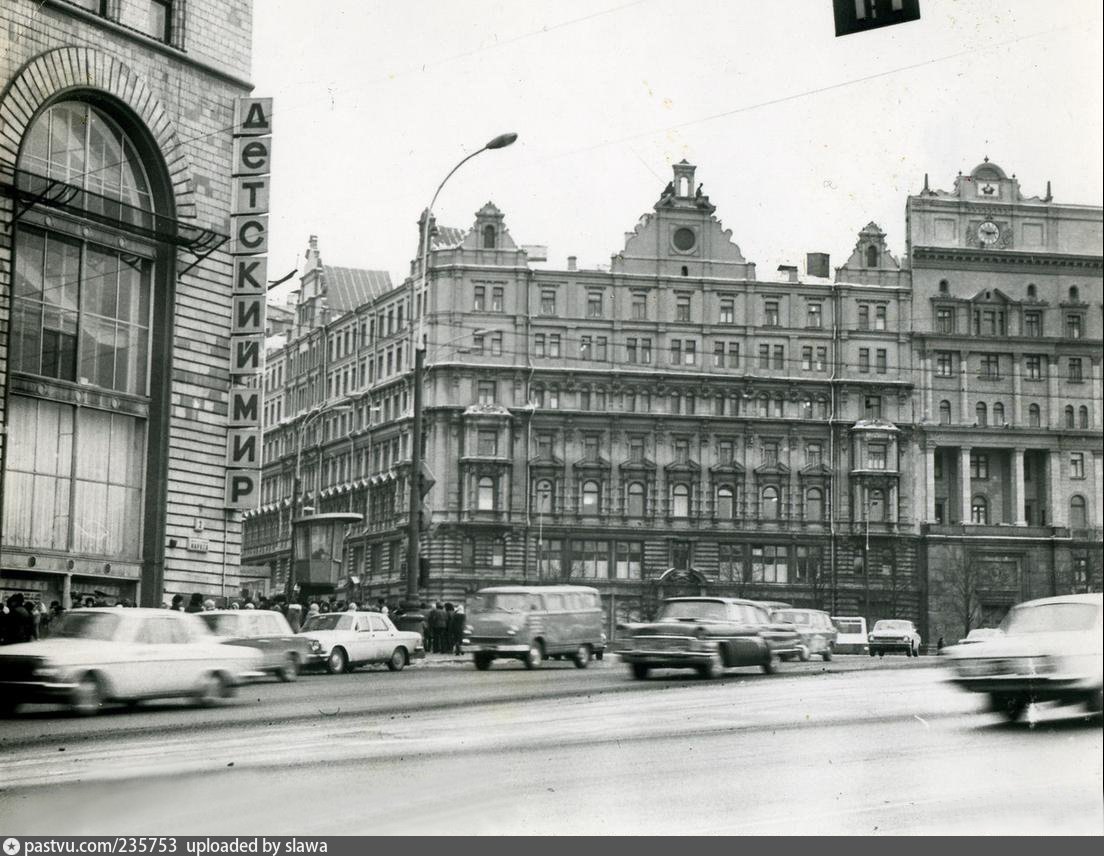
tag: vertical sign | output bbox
[225,97,273,509]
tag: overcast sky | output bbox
[252,0,1103,298]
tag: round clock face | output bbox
[977,221,1000,245]
[672,227,696,252]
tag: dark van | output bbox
[465,585,607,670]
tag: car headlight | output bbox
[505,627,517,636]
[309,640,323,653]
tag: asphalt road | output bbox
[1,655,1100,835]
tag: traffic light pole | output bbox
[403,344,425,609]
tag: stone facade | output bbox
[0,0,255,607]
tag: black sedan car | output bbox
[617,597,804,679]
[198,609,315,682]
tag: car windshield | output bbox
[773,611,809,625]
[1000,603,1100,635]
[301,614,352,632]
[197,614,242,636]
[873,620,912,632]
[47,612,122,641]
[472,593,533,613]
[833,619,863,634]
[966,629,998,640]
[657,601,728,622]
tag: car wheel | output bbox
[878,651,885,658]
[822,645,833,662]
[387,647,408,672]
[798,645,810,662]
[0,698,20,717]
[869,649,876,657]
[326,647,349,675]
[473,652,493,671]
[697,651,724,680]
[523,642,544,670]
[278,653,300,683]
[630,663,650,680]
[573,644,591,669]
[761,651,777,675]
[989,693,1028,722]
[195,672,228,708]
[71,673,104,716]
[1085,687,1103,714]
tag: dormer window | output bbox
[482,225,496,249]
[1069,285,1080,302]
[1026,283,1037,299]
[866,245,879,267]
[938,279,949,294]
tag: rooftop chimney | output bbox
[567,256,577,271]
[806,252,830,279]
[777,264,799,283]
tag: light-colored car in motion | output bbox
[956,628,1002,646]
[0,608,264,716]
[298,610,425,674]
[945,593,1103,722]
[771,608,838,661]
[198,609,315,682]
[868,619,922,657]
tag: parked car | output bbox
[771,608,838,661]
[957,628,1001,646]
[831,616,868,654]
[298,610,425,674]
[945,593,1103,722]
[465,585,607,670]
[0,608,263,716]
[198,609,314,682]
[869,619,922,657]
[617,597,803,680]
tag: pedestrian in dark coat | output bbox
[448,604,466,655]
[425,603,441,653]
[4,594,36,643]
[430,601,448,653]
[185,593,204,613]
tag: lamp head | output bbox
[485,132,518,150]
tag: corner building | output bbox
[248,162,925,634]
[0,1,257,607]
[909,161,1104,644]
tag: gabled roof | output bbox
[432,225,466,249]
[322,266,392,310]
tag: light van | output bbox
[465,585,607,670]
[831,615,869,654]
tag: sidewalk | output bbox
[414,651,936,670]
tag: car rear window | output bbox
[48,612,121,641]
[834,619,864,634]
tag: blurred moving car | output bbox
[868,619,922,657]
[198,609,314,682]
[298,610,425,674]
[618,597,803,679]
[465,585,607,670]
[945,593,1103,722]
[957,628,1001,646]
[771,608,838,661]
[831,616,868,654]
[0,608,263,716]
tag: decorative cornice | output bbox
[912,246,1103,272]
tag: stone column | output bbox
[1048,449,1067,527]
[924,444,937,523]
[959,446,972,524]
[1011,447,1027,526]
[1047,357,1060,428]
[1011,355,1023,427]
[62,574,73,611]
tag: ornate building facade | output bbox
[1,1,259,607]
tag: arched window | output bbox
[992,402,1005,425]
[1028,403,1041,427]
[1070,495,1087,528]
[1065,405,1075,428]
[477,476,495,511]
[760,485,780,520]
[757,394,769,418]
[805,487,824,522]
[672,483,690,517]
[970,495,989,525]
[939,279,950,294]
[866,245,879,267]
[482,225,496,249]
[815,397,829,419]
[1026,283,1036,299]
[627,481,646,517]
[975,402,987,427]
[1069,285,1080,302]
[939,400,952,424]
[535,479,554,514]
[868,489,885,522]
[1079,406,1089,429]
[4,100,164,566]
[800,397,813,420]
[581,480,601,513]
[716,485,734,519]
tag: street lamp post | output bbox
[401,132,518,618]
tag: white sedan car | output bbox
[945,593,1103,721]
[299,610,425,674]
[0,608,264,716]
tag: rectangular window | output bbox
[473,285,486,311]
[794,546,820,583]
[764,300,780,327]
[758,344,770,370]
[1066,314,1083,339]
[762,441,779,466]
[640,338,652,364]
[815,347,827,372]
[477,430,498,456]
[713,342,725,368]
[1070,452,1085,479]
[583,434,601,462]
[874,304,887,330]
[595,336,608,361]
[587,292,603,318]
[626,338,638,364]
[801,346,813,371]
[720,298,735,324]
[540,289,557,315]
[1024,311,1041,337]
[490,333,503,356]
[980,354,1000,379]
[537,433,554,459]
[548,334,561,357]
[534,334,546,358]
[674,438,690,464]
[717,440,734,465]
[970,453,989,480]
[1069,358,1083,382]
[631,293,647,320]
[727,343,740,368]
[867,443,887,470]
[858,348,870,373]
[492,286,504,312]
[670,340,682,365]
[477,380,496,405]
[806,303,822,328]
[676,295,691,321]
[936,307,954,334]
[142,0,173,43]
[864,395,882,419]
[1025,355,1042,380]
[538,539,562,578]
[629,437,646,463]
[806,443,822,467]
[857,304,870,330]
[580,336,592,361]
[772,345,783,370]
[718,543,744,582]
[876,348,887,374]
[571,539,610,580]
[615,541,643,579]
[684,340,697,365]
[936,351,953,377]
[750,544,788,583]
